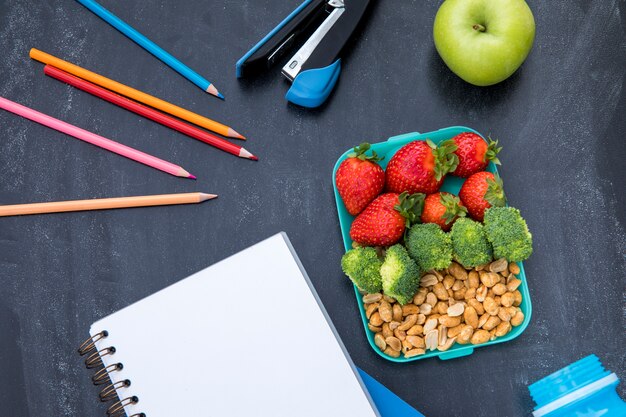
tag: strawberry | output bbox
[350,192,424,247]
[421,192,467,231]
[335,143,386,216]
[459,172,506,221]
[385,140,458,195]
[444,132,501,178]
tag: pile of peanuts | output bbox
[363,258,525,359]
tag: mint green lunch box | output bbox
[332,126,532,362]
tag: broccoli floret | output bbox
[450,218,493,267]
[380,245,421,304]
[483,207,533,262]
[406,223,453,271]
[341,247,383,293]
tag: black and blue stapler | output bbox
[236,0,371,108]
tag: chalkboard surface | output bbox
[0,1,624,416]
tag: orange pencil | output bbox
[29,48,245,140]
[0,193,216,217]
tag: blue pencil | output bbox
[75,0,223,99]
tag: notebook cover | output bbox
[358,368,426,417]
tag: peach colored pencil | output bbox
[0,96,195,179]
[0,193,217,217]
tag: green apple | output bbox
[433,0,535,86]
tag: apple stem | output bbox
[473,24,486,32]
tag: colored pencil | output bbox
[0,96,194,179]
[74,0,223,98]
[30,49,244,139]
[44,65,258,161]
[0,193,216,217]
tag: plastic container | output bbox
[529,354,626,417]
[332,126,532,362]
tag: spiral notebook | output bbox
[79,233,381,417]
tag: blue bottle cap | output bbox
[529,354,617,417]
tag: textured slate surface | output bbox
[0,1,624,416]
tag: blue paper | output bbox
[357,367,425,417]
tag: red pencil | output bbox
[44,65,258,161]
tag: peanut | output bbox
[464,306,479,329]
[363,293,383,304]
[370,312,383,327]
[413,288,428,305]
[435,301,449,315]
[495,321,512,337]
[501,292,515,308]
[478,313,490,329]
[419,303,433,315]
[379,300,393,322]
[489,258,508,273]
[511,310,525,327]
[484,297,499,316]
[424,318,438,333]
[368,324,382,333]
[383,295,396,303]
[393,304,403,322]
[385,336,402,352]
[439,315,462,328]
[509,263,521,275]
[507,278,522,292]
[468,271,480,288]
[513,290,523,307]
[426,292,438,307]
[443,275,455,290]
[458,325,474,343]
[425,329,439,351]
[447,303,465,317]
[366,303,379,319]
[402,304,419,316]
[476,285,488,302]
[454,287,467,300]
[447,324,465,338]
[394,328,406,341]
[448,262,468,280]
[470,330,490,345]
[420,274,438,287]
[468,299,485,315]
[482,316,501,331]
[416,313,426,325]
[438,336,456,351]
[406,335,425,349]
[382,323,393,338]
[480,271,501,288]
[433,283,449,300]
[384,347,401,358]
[374,333,386,351]
[398,314,418,331]
[492,283,507,296]
[407,325,424,336]
[404,348,425,358]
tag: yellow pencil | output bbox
[29,48,245,140]
[0,193,217,217]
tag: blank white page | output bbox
[91,233,379,417]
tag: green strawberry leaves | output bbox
[440,193,468,224]
[485,174,507,207]
[394,192,426,228]
[428,139,459,181]
[350,142,384,162]
[485,137,502,165]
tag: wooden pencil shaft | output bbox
[44,65,242,157]
[30,48,232,137]
[0,193,207,217]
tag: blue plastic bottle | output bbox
[529,355,626,417]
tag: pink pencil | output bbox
[0,96,194,179]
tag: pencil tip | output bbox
[249,155,259,161]
[206,84,224,100]
[188,174,197,180]
[199,193,218,202]
[227,128,246,140]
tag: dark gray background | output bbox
[0,1,624,416]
